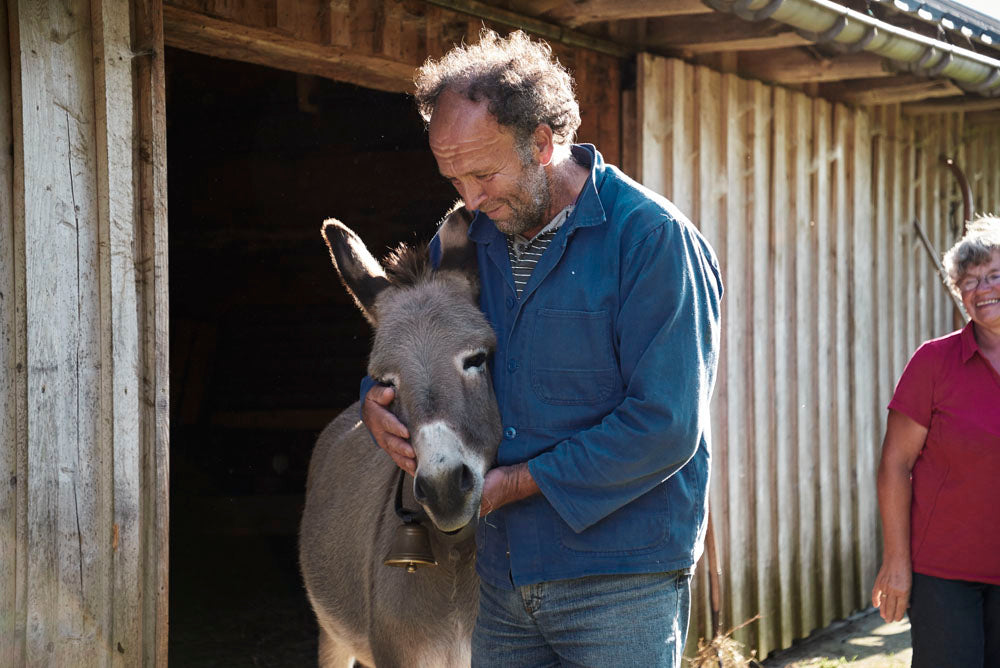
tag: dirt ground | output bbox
[762,609,912,667]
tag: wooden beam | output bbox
[964,109,1000,124]
[738,48,890,84]
[642,15,810,53]
[131,1,171,663]
[902,96,1000,114]
[820,76,963,105]
[678,33,810,54]
[423,0,631,57]
[541,0,712,27]
[162,5,417,93]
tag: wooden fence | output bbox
[636,53,1000,658]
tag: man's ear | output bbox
[321,219,390,327]
[533,124,555,166]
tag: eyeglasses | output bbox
[958,270,1000,294]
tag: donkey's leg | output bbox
[317,626,356,668]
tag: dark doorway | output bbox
[166,48,454,665]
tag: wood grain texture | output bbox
[92,1,143,665]
[1,0,28,664]
[3,1,170,664]
[631,53,999,660]
[131,0,171,664]
[163,4,418,93]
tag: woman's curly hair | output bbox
[943,214,1000,295]
[413,29,581,150]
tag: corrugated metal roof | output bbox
[873,0,1000,48]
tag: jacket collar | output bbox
[468,144,607,245]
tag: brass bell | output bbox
[383,522,437,572]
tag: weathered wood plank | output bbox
[815,96,837,631]
[739,49,889,84]
[903,97,1000,114]
[851,108,878,609]
[92,1,143,665]
[274,0,324,43]
[542,0,711,27]
[1,0,28,664]
[162,4,418,93]
[832,102,856,617]
[822,76,962,106]
[888,106,906,385]
[695,65,723,648]
[902,114,917,362]
[636,54,662,195]
[13,0,78,663]
[319,0,352,48]
[793,88,818,639]
[132,1,171,663]
[747,76,778,659]
[721,72,753,648]
[52,2,109,662]
[643,15,807,54]
[871,105,891,480]
[771,86,797,650]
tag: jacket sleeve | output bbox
[527,219,723,533]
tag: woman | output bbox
[872,214,1000,667]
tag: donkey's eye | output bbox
[376,377,396,388]
[463,352,487,370]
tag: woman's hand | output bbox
[872,557,912,622]
[871,409,928,623]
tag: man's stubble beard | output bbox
[491,161,551,237]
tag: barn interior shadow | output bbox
[166,48,454,666]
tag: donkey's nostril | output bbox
[413,476,428,503]
[459,465,474,494]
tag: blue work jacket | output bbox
[367,145,723,589]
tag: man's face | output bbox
[429,91,550,237]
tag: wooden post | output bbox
[2,0,169,664]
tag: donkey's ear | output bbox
[436,204,477,277]
[321,219,391,326]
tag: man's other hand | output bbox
[480,463,540,516]
[362,384,415,475]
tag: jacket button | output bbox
[503,427,517,439]
[506,296,515,308]
[507,359,518,372]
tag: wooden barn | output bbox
[3,0,1000,664]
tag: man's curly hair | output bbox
[413,29,581,150]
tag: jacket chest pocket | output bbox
[530,308,619,405]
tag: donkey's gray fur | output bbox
[300,208,501,667]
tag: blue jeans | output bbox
[909,572,1000,668]
[471,570,692,667]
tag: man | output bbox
[362,30,722,666]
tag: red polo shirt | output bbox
[888,323,1000,585]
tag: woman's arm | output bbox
[871,409,928,622]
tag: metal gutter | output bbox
[422,0,632,58]
[879,0,1000,49]
[704,0,1000,95]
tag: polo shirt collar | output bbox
[960,320,980,363]
[467,143,608,244]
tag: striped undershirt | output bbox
[505,206,574,298]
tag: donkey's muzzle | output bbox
[413,463,475,512]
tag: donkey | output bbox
[299,208,501,667]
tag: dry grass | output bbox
[687,616,762,668]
